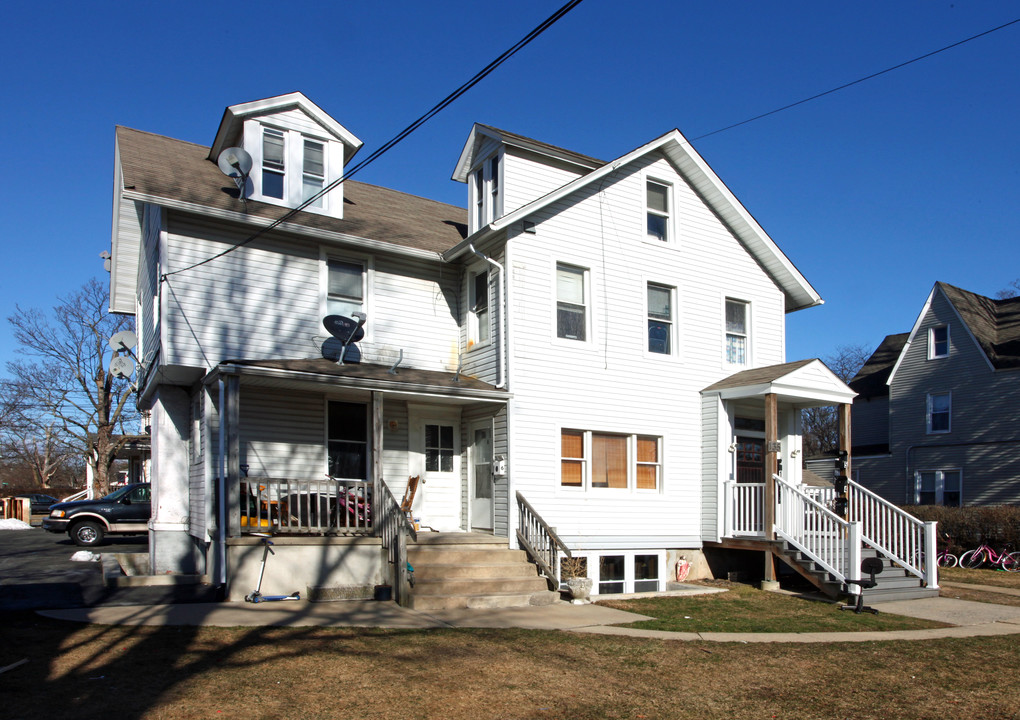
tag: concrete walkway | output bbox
[39,593,1020,643]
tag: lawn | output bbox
[2,611,1018,720]
[939,565,1020,607]
[595,581,946,633]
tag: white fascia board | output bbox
[209,92,363,165]
[451,124,493,183]
[451,124,602,184]
[121,190,444,264]
[109,138,126,313]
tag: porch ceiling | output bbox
[208,358,510,404]
[702,359,856,408]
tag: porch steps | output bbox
[777,542,939,603]
[406,533,559,611]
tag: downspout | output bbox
[469,244,506,389]
[216,378,227,589]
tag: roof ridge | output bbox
[117,125,211,151]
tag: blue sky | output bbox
[1,1,1017,370]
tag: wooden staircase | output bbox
[406,533,559,610]
[777,540,939,603]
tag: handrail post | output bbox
[848,521,863,596]
[924,520,939,590]
[723,480,733,538]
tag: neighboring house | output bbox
[109,93,930,604]
[847,282,1020,506]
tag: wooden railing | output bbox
[516,491,571,588]
[774,475,861,593]
[847,478,937,588]
[377,481,418,606]
[240,477,372,535]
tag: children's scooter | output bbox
[245,534,301,603]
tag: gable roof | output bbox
[702,359,856,406]
[446,129,822,313]
[452,124,604,182]
[937,282,1020,369]
[208,92,363,166]
[849,332,909,398]
[116,126,467,255]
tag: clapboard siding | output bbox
[701,394,721,541]
[502,148,587,216]
[162,214,461,372]
[188,388,206,540]
[852,395,889,447]
[112,196,143,314]
[137,204,161,371]
[460,248,502,385]
[264,107,335,139]
[239,388,325,478]
[505,151,787,545]
[870,289,1020,505]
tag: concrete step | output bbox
[864,586,940,603]
[412,562,540,580]
[408,589,559,611]
[407,548,529,564]
[412,575,550,597]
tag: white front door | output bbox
[469,422,493,531]
[409,407,462,532]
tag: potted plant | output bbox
[561,556,592,601]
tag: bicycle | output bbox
[958,544,1020,572]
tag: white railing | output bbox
[774,475,861,593]
[804,486,836,506]
[723,481,765,537]
[240,477,372,535]
[847,478,938,589]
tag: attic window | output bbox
[929,326,949,359]
[262,128,285,199]
[303,139,325,208]
[646,180,671,242]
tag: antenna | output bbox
[217,147,253,201]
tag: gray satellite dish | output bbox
[217,147,253,179]
[109,330,137,353]
[110,355,136,379]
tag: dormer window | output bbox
[303,139,325,208]
[470,153,502,233]
[262,128,285,199]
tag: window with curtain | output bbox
[560,429,661,491]
[327,259,364,317]
[561,430,584,488]
[592,433,628,489]
[725,298,748,365]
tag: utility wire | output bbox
[164,0,585,279]
[693,16,1020,141]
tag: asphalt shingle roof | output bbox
[849,333,909,398]
[937,282,1020,370]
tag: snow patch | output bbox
[71,551,102,562]
[0,518,33,530]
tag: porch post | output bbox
[764,392,778,582]
[838,403,852,478]
[225,373,241,537]
[372,391,384,533]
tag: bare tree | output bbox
[4,279,139,496]
[801,343,871,457]
[995,279,1019,300]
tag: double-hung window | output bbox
[929,326,949,359]
[470,154,502,232]
[302,139,325,208]
[327,259,365,317]
[469,270,490,346]
[916,469,962,506]
[560,429,661,491]
[927,392,951,434]
[646,180,671,242]
[262,127,286,199]
[725,299,749,365]
[556,264,587,341]
[647,283,674,355]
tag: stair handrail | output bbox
[774,474,862,593]
[846,478,937,588]
[515,491,571,587]
[377,481,418,606]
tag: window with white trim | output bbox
[561,551,664,596]
[926,392,951,434]
[647,283,674,355]
[302,138,325,208]
[646,180,671,242]
[560,429,661,491]
[915,469,962,506]
[556,264,587,341]
[469,153,502,233]
[725,298,749,365]
[261,127,285,199]
[190,393,203,464]
[929,326,949,359]
[254,124,333,213]
[327,259,365,317]
[469,269,490,346]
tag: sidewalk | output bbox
[39,593,1020,643]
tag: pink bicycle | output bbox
[959,544,1020,572]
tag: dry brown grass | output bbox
[3,611,1020,720]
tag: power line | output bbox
[164,0,585,279]
[693,16,1020,141]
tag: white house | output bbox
[108,93,936,605]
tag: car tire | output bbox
[71,520,105,547]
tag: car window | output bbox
[130,486,151,503]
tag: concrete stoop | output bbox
[407,533,558,610]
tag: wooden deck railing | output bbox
[516,491,571,588]
[377,481,418,606]
[240,477,372,535]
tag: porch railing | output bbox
[240,477,373,535]
[378,481,417,606]
[773,475,861,594]
[847,478,938,589]
[723,481,765,536]
[516,491,571,588]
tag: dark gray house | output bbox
[848,282,1020,506]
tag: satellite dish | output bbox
[110,355,136,379]
[217,147,253,179]
[323,315,366,343]
[109,330,137,352]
